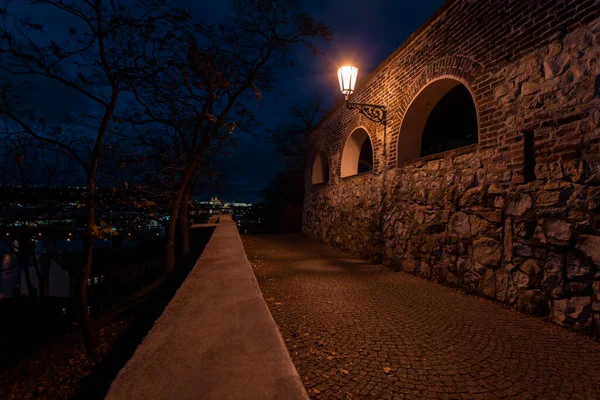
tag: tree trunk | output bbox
[165,158,198,274]
[76,89,119,359]
[179,190,191,256]
[31,248,41,289]
[79,179,96,358]
[15,237,37,298]
[40,249,51,298]
[21,258,35,298]
[165,197,181,275]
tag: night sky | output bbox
[13,0,447,203]
[213,0,447,203]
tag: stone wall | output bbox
[304,0,600,338]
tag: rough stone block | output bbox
[567,281,590,295]
[543,253,565,298]
[504,218,513,262]
[473,237,501,267]
[512,242,546,259]
[545,220,573,244]
[576,235,600,267]
[561,297,593,330]
[521,81,540,96]
[536,191,561,207]
[470,214,492,236]
[563,159,584,183]
[459,186,485,207]
[463,272,479,294]
[481,269,496,298]
[566,254,592,279]
[448,211,471,238]
[588,187,600,212]
[593,280,600,299]
[514,270,532,290]
[516,290,550,317]
[496,269,510,303]
[505,194,533,216]
[542,53,570,78]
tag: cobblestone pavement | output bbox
[242,234,600,400]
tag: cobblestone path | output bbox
[242,234,600,400]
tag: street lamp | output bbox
[336,65,387,126]
[337,65,358,98]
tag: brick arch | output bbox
[307,127,335,161]
[389,56,485,167]
[340,125,375,178]
[307,137,333,184]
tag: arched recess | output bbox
[397,78,478,163]
[311,151,329,185]
[341,127,373,178]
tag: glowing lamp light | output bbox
[335,63,387,125]
[337,65,358,99]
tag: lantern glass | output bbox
[337,65,358,97]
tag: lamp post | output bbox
[337,65,387,126]
[337,64,389,257]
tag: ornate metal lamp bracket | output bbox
[345,100,387,126]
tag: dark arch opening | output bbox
[397,79,478,163]
[311,151,329,185]
[358,138,373,174]
[341,128,373,177]
[420,85,478,157]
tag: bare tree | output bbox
[261,95,329,231]
[267,94,330,165]
[127,0,332,273]
[0,0,190,358]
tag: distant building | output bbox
[196,196,253,215]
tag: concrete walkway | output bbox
[106,217,307,400]
[243,234,600,400]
